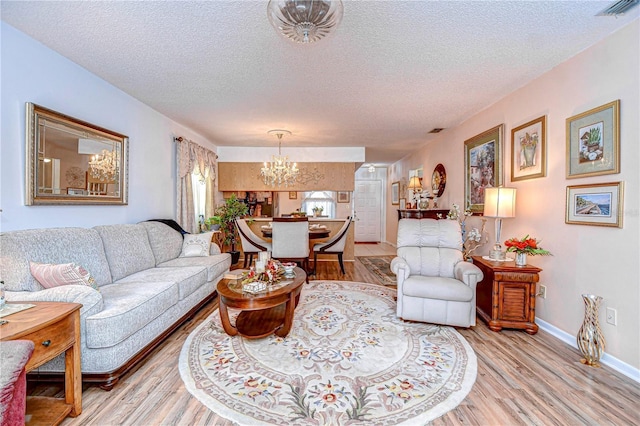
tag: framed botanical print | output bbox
[464,124,504,214]
[566,100,620,178]
[511,116,546,181]
[289,191,297,200]
[391,181,400,205]
[566,182,623,228]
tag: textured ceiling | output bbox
[2,1,638,164]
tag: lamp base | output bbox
[489,249,506,261]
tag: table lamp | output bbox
[407,176,422,208]
[483,187,516,260]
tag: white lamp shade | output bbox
[483,187,516,218]
[408,176,422,191]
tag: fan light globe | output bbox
[267,0,344,44]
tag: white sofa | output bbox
[391,219,484,328]
[0,221,231,389]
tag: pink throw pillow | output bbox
[29,262,99,291]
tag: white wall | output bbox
[388,20,639,371]
[0,22,217,231]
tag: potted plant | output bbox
[213,194,248,264]
[205,216,221,231]
[312,206,324,217]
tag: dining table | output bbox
[260,226,331,239]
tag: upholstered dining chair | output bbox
[391,218,484,328]
[312,216,352,275]
[271,217,310,282]
[235,218,272,268]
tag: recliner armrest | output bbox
[454,261,484,286]
[390,257,410,279]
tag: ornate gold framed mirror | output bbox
[25,103,128,205]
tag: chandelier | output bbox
[267,0,344,44]
[89,149,118,181]
[261,130,300,187]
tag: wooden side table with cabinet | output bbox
[471,256,542,335]
[0,301,82,425]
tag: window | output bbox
[301,191,336,218]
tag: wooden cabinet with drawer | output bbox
[0,302,82,425]
[472,256,542,335]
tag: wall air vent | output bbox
[597,0,638,16]
[428,128,444,134]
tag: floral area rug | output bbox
[357,256,397,286]
[179,281,476,425]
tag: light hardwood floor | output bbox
[31,244,638,425]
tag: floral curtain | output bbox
[175,137,218,234]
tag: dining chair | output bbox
[312,216,352,275]
[235,218,272,268]
[271,217,310,282]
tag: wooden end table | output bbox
[0,301,82,425]
[217,267,306,339]
[472,256,542,335]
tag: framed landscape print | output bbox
[566,182,623,228]
[464,124,504,214]
[511,116,546,181]
[337,191,350,203]
[391,181,400,205]
[566,100,620,178]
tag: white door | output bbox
[354,180,382,242]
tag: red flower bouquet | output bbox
[504,235,552,256]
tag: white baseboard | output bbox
[536,318,640,383]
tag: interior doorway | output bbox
[354,180,382,242]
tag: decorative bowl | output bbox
[281,262,296,276]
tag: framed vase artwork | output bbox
[288,191,297,200]
[566,181,623,228]
[511,116,546,181]
[566,100,620,178]
[391,181,400,205]
[464,124,504,214]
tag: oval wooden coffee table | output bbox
[216,267,306,339]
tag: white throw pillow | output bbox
[180,232,213,257]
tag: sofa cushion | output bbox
[140,221,184,265]
[159,253,231,282]
[402,276,473,302]
[94,224,156,282]
[29,262,99,291]
[0,228,112,291]
[116,266,208,301]
[85,281,178,349]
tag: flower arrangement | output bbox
[520,131,538,149]
[241,259,283,285]
[442,204,488,260]
[504,235,552,256]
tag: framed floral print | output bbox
[391,181,400,205]
[464,124,504,214]
[566,100,620,178]
[511,116,546,181]
[566,182,623,228]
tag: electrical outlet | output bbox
[538,285,546,299]
[606,307,617,326]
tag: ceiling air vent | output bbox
[428,128,444,134]
[597,0,638,16]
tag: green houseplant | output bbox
[213,194,248,264]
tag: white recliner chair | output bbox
[391,218,484,327]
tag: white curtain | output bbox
[176,137,218,234]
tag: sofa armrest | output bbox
[6,285,104,317]
[454,261,484,288]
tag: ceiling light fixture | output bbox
[267,0,344,44]
[261,130,300,187]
